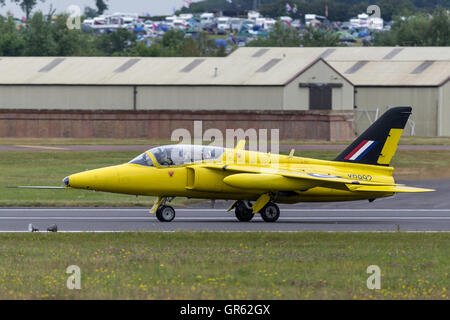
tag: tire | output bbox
[235,201,254,222]
[260,202,280,222]
[156,205,176,222]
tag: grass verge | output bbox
[0,150,449,207]
[0,232,448,300]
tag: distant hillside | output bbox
[180,0,450,21]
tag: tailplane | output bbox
[334,106,412,166]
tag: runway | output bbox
[0,180,449,232]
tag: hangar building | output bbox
[233,47,450,137]
[0,46,449,140]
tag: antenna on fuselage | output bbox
[289,149,295,157]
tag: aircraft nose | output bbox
[62,176,70,187]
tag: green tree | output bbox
[301,27,340,46]
[96,0,108,15]
[247,22,302,47]
[373,8,450,46]
[0,0,46,20]
[51,14,100,56]
[97,28,136,55]
[429,8,450,45]
[130,41,163,57]
[161,30,185,52]
[23,11,57,55]
[0,15,25,55]
[84,6,98,18]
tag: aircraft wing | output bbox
[202,164,434,193]
[204,164,393,186]
[345,184,434,193]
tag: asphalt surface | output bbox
[1,180,449,232]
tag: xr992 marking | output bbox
[348,174,373,181]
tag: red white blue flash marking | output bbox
[344,140,377,161]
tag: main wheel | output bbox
[260,202,280,222]
[235,201,254,222]
[156,205,176,222]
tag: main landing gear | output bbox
[234,201,254,222]
[233,200,280,223]
[259,202,280,222]
[151,197,280,223]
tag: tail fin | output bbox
[334,106,412,166]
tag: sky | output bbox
[0,0,202,18]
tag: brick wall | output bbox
[0,109,355,141]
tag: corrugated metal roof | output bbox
[344,61,368,74]
[329,60,450,86]
[411,61,433,74]
[180,59,205,72]
[231,47,450,61]
[383,48,404,60]
[256,58,282,72]
[0,55,318,86]
[0,47,448,87]
[319,48,336,59]
[252,48,270,57]
[231,47,450,86]
[114,59,140,73]
[39,58,65,72]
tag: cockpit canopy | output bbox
[129,144,225,167]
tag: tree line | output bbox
[0,12,227,57]
[184,0,450,22]
[373,9,450,46]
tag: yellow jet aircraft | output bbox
[21,106,434,222]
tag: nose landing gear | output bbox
[156,205,176,222]
[151,196,176,222]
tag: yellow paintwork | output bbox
[150,196,164,214]
[252,194,271,213]
[66,140,433,209]
[377,128,403,165]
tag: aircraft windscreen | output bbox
[150,145,224,166]
[128,152,154,167]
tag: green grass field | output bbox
[0,232,448,300]
[1,150,449,207]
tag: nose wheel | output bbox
[156,205,176,222]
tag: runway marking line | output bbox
[0,216,449,220]
[1,208,450,212]
[15,145,68,151]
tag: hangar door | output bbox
[300,83,342,110]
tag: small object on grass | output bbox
[47,224,58,232]
[28,223,39,232]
